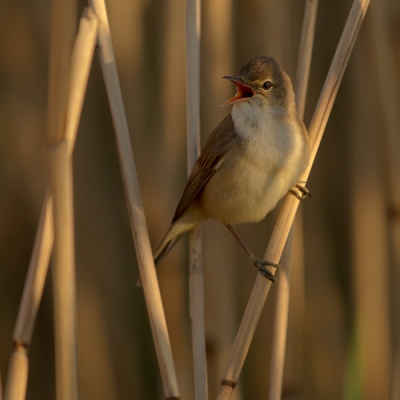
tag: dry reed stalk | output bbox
[185,1,208,399]
[12,191,53,344]
[64,8,99,151]
[3,347,27,400]
[199,3,237,398]
[89,0,180,398]
[267,234,292,400]
[47,134,77,400]
[45,0,77,398]
[4,10,98,400]
[294,0,319,121]
[217,0,370,398]
[4,191,53,400]
[267,1,318,398]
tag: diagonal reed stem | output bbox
[217,0,370,398]
[268,2,319,398]
[4,191,53,400]
[89,0,180,398]
[185,0,208,399]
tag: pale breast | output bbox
[201,154,285,224]
[201,107,308,225]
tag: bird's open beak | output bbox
[221,76,255,106]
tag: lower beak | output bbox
[221,76,255,106]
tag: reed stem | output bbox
[217,0,370,397]
[4,9,98,400]
[268,1,318,398]
[3,346,28,400]
[90,0,180,397]
[186,0,208,399]
[46,0,77,398]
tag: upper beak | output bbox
[221,76,255,106]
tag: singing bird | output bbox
[153,56,309,281]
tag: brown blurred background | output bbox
[1,0,400,399]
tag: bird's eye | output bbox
[262,81,272,90]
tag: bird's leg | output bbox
[289,181,311,200]
[225,224,279,282]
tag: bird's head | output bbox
[222,56,294,111]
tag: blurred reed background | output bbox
[1,0,400,399]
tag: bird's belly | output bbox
[201,158,294,225]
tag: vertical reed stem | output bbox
[295,0,319,121]
[267,235,292,400]
[46,0,77,398]
[186,1,208,399]
[47,137,78,400]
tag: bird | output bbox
[151,56,309,282]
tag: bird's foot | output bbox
[251,257,279,282]
[290,182,311,200]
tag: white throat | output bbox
[231,101,286,141]
[230,99,304,171]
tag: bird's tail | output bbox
[153,226,185,267]
[136,216,202,286]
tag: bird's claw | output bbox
[251,257,279,282]
[290,183,311,200]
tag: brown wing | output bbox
[172,114,237,222]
